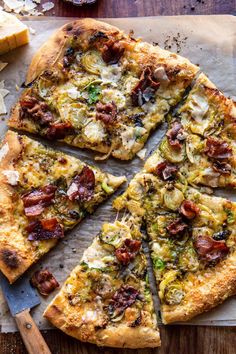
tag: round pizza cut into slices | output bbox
[8,19,198,160]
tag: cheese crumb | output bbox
[2,170,19,185]
[0,143,9,162]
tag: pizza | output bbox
[44,218,160,348]
[0,131,125,283]
[8,18,198,160]
[114,135,236,323]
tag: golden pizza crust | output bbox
[162,251,236,324]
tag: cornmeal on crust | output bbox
[8,18,198,160]
[0,131,125,283]
[44,219,160,348]
[114,138,236,323]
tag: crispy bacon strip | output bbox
[108,285,140,317]
[155,161,178,181]
[180,200,200,220]
[205,137,232,160]
[131,67,160,106]
[115,239,141,265]
[31,269,59,296]
[67,166,95,202]
[96,101,117,125]
[22,185,57,217]
[166,217,188,235]
[101,39,125,65]
[166,121,185,150]
[194,235,229,263]
[20,96,54,126]
[26,218,64,241]
[46,122,74,140]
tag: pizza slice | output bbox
[44,219,160,348]
[8,18,198,160]
[161,73,236,188]
[146,187,236,324]
[0,131,126,283]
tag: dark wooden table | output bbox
[1,1,236,353]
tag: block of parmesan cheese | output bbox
[0,11,30,55]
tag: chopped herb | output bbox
[87,85,101,105]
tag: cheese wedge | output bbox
[0,11,30,55]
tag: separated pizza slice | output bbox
[146,187,236,324]
[0,131,126,283]
[44,219,160,348]
[160,73,236,188]
[8,18,198,160]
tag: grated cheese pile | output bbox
[1,0,55,15]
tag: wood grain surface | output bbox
[0,1,236,353]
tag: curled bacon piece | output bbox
[115,239,141,265]
[155,161,178,181]
[109,285,140,317]
[166,217,188,236]
[101,39,125,65]
[180,200,200,220]
[20,96,54,126]
[31,269,59,296]
[204,137,232,160]
[212,160,231,175]
[96,101,117,125]
[46,122,74,140]
[67,166,95,202]
[194,235,229,263]
[26,218,64,241]
[22,185,57,217]
[166,121,185,150]
[131,67,160,106]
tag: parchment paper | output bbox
[0,15,235,332]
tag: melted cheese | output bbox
[2,170,19,185]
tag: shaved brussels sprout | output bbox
[178,246,199,272]
[159,137,186,163]
[81,50,105,75]
[163,187,184,211]
[164,282,185,305]
[102,180,114,194]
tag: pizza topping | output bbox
[164,282,185,305]
[22,185,57,217]
[67,166,95,202]
[2,170,19,186]
[212,230,231,241]
[31,269,59,296]
[46,122,74,140]
[115,239,141,265]
[155,161,178,181]
[63,47,75,68]
[0,143,9,162]
[108,285,140,318]
[166,217,188,236]
[212,160,231,175]
[131,67,160,106]
[180,200,200,220]
[101,39,125,65]
[27,218,64,241]
[20,96,54,126]
[96,101,117,125]
[194,235,229,263]
[204,137,232,160]
[1,249,19,269]
[166,121,185,150]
